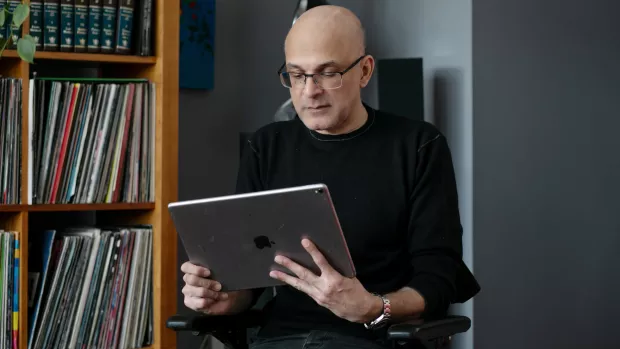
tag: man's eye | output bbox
[321,72,338,77]
[289,73,304,79]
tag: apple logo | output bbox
[254,235,276,249]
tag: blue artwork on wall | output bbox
[180,0,215,90]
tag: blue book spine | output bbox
[87,0,102,52]
[101,0,116,52]
[30,0,45,49]
[60,0,74,51]
[6,0,20,49]
[114,0,133,54]
[44,0,60,51]
[74,0,88,51]
[0,1,6,42]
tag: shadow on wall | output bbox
[431,68,465,148]
[430,67,473,349]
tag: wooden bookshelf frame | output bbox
[0,1,179,348]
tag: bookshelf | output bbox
[0,0,179,348]
[3,49,159,64]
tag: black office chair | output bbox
[166,309,471,349]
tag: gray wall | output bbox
[364,2,474,349]
[177,1,476,348]
[366,0,474,349]
[177,1,244,347]
[176,2,370,348]
[177,0,620,347]
[473,1,620,348]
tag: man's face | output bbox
[283,37,367,133]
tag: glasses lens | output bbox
[279,72,292,88]
[316,74,342,89]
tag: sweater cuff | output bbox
[407,274,447,319]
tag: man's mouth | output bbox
[307,105,329,110]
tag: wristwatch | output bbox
[364,293,391,330]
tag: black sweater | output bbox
[235,104,466,339]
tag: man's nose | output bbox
[303,76,323,97]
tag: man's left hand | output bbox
[269,238,382,324]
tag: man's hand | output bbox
[181,262,253,315]
[269,238,383,324]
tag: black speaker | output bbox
[377,58,424,121]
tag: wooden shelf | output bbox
[0,203,155,212]
[29,202,156,212]
[4,1,179,348]
[3,49,157,64]
[0,205,22,212]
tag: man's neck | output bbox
[316,102,368,135]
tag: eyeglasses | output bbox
[277,55,366,90]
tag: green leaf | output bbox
[12,4,29,27]
[17,34,36,63]
[0,37,8,57]
[0,10,5,27]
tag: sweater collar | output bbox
[305,103,376,142]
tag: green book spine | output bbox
[114,0,133,54]
[87,0,102,52]
[30,0,45,49]
[44,0,60,51]
[74,0,88,52]
[60,0,74,51]
[6,0,20,49]
[101,0,117,53]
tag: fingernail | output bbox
[302,239,310,247]
[214,283,222,291]
[274,256,282,263]
[221,293,229,300]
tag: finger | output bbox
[269,270,313,295]
[181,262,211,278]
[183,273,222,290]
[182,284,226,300]
[302,239,335,274]
[184,295,215,311]
[274,255,318,282]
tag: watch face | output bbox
[364,314,387,330]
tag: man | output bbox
[181,5,478,349]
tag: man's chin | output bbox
[300,114,332,129]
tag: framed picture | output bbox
[180,0,215,89]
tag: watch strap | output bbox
[364,294,391,329]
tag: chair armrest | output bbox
[166,310,264,333]
[387,315,471,342]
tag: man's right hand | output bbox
[181,261,253,315]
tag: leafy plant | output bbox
[0,2,36,63]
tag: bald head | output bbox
[280,5,374,136]
[285,5,366,60]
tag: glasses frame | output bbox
[277,55,367,90]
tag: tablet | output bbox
[168,183,356,291]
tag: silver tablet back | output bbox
[168,183,356,291]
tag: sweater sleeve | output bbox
[406,133,463,319]
[235,138,264,195]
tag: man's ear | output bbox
[360,55,375,88]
